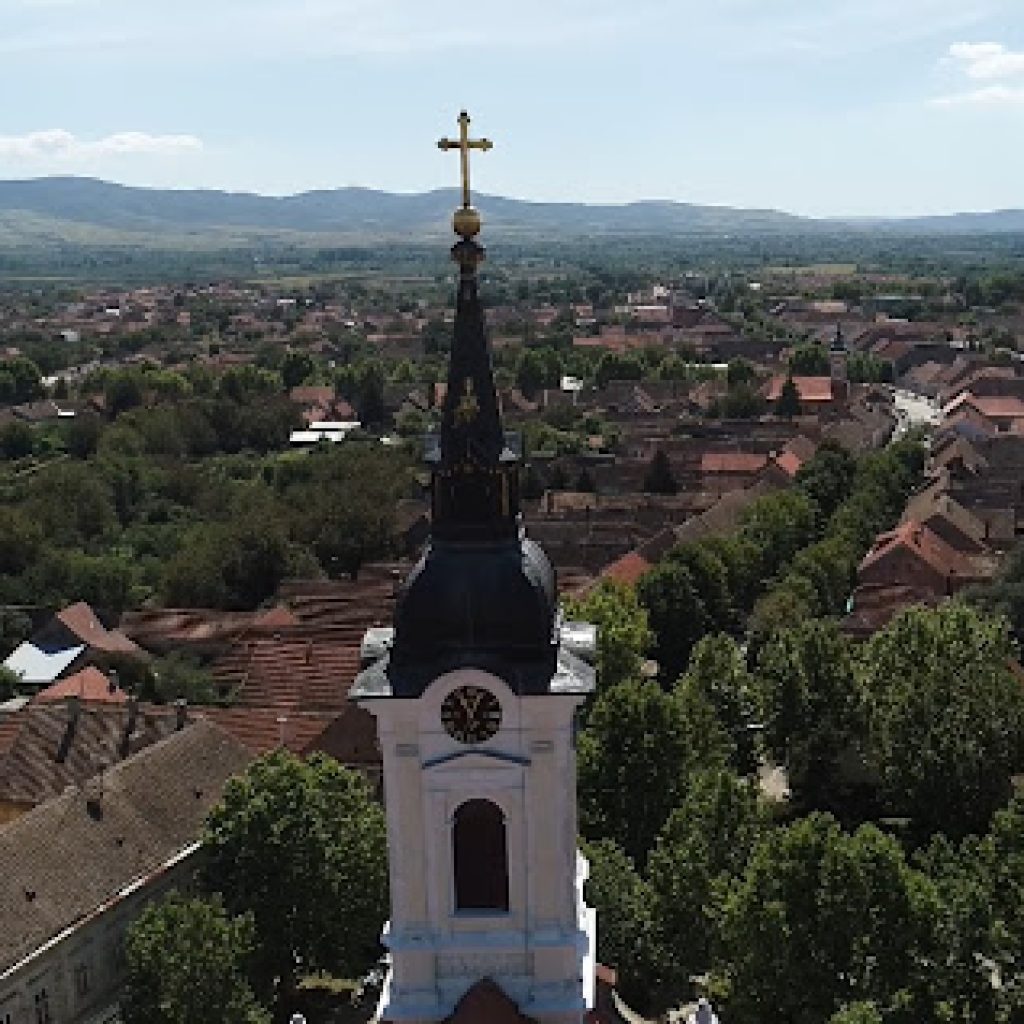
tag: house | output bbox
[901,491,990,553]
[0,721,252,1024]
[857,520,995,598]
[943,392,1024,433]
[3,603,142,690]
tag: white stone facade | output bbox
[358,667,596,1024]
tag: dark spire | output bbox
[427,213,520,543]
[832,321,846,352]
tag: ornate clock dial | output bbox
[441,685,502,744]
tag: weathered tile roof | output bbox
[700,452,769,474]
[0,701,183,808]
[0,719,252,974]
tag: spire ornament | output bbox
[437,109,493,240]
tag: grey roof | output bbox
[0,719,253,974]
[3,642,85,685]
[0,700,187,807]
[351,643,594,700]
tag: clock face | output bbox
[441,685,502,744]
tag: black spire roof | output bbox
[428,237,521,544]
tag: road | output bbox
[891,387,941,440]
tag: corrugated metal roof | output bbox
[3,643,85,685]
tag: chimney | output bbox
[107,668,119,695]
[174,698,187,731]
[305,640,313,665]
[277,715,289,749]
[126,695,139,733]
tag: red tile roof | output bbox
[598,551,651,587]
[33,666,127,705]
[700,452,769,474]
[210,625,364,713]
[765,376,835,402]
[289,385,335,405]
[943,392,1024,420]
[774,450,803,478]
[55,602,140,655]
[445,979,534,1024]
[859,520,979,580]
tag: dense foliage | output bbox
[203,752,388,1006]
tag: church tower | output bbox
[830,321,849,402]
[352,112,598,1024]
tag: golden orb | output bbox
[453,205,482,239]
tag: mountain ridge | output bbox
[0,176,1022,248]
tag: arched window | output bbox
[453,799,509,912]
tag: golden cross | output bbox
[437,110,493,209]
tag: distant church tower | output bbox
[830,321,849,401]
[352,112,598,1024]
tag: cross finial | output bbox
[438,110,493,239]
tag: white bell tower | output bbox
[354,651,596,1024]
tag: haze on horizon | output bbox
[0,0,1021,219]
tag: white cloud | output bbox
[931,84,1024,108]
[947,41,1024,79]
[0,129,203,161]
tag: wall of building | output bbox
[0,851,200,1024]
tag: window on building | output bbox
[34,988,51,1024]
[75,963,90,999]
[453,798,509,912]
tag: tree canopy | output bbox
[122,894,268,1024]
[203,752,388,1003]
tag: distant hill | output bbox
[0,177,1021,250]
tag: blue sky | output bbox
[0,0,1021,216]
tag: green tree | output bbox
[795,441,857,523]
[716,815,937,1024]
[122,894,268,1024]
[829,1004,883,1024]
[774,375,802,419]
[105,372,144,417]
[583,839,658,1014]
[739,490,817,580]
[669,544,736,636]
[0,665,20,701]
[2,356,43,403]
[203,752,387,1005]
[646,770,763,1002]
[578,680,728,864]
[680,635,758,775]
[137,653,219,705]
[862,602,1024,837]
[726,358,756,388]
[789,343,830,375]
[516,349,548,399]
[0,420,34,459]
[637,561,710,684]
[753,620,864,809]
[163,512,293,610]
[643,448,678,495]
[281,351,316,389]
[563,580,652,692]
